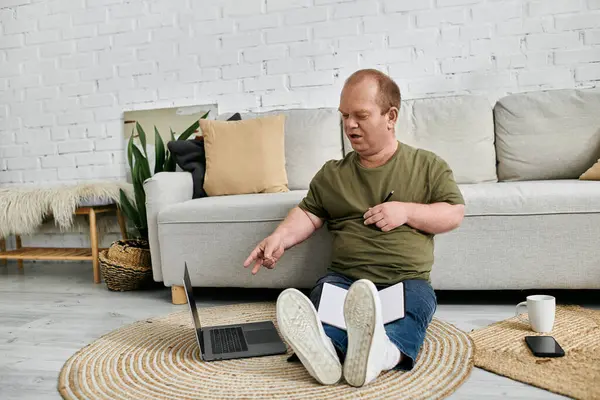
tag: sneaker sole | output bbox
[276,289,342,385]
[343,280,378,387]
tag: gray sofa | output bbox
[144,88,600,304]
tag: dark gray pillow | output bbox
[167,113,241,198]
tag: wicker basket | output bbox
[99,239,153,291]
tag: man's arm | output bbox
[274,206,324,250]
[364,156,465,234]
[243,206,323,274]
[407,155,465,234]
[363,201,464,234]
[406,202,464,234]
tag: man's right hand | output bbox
[243,234,286,275]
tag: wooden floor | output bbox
[1,261,597,400]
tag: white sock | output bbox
[383,340,401,370]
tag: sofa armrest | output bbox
[144,171,193,282]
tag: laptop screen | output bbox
[183,264,204,352]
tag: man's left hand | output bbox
[363,201,413,232]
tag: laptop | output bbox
[182,263,287,361]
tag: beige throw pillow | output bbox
[200,115,289,196]
[580,159,600,181]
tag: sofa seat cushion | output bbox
[159,181,600,224]
[460,180,600,216]
[158,190,308,224]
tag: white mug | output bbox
[515,295,556,333]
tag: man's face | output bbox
[339,79,396,155]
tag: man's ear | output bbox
[387,107,399,130]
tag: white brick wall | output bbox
[1,0,599,246]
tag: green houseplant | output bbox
[99,111,209,291]
[118,111,209,240]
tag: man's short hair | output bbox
[344,69,401,114]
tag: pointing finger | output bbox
[244,254,255,268]
[251,259,263,275]
[244,247,260,267]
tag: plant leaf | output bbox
[154,125,166,174]
[127,129,134,170]
[164,153,176,172]
[130,146,150,236]
[131,159,141,194]
[164,128,177,172]
[177,120,200,141]
[133,164,147,233]
[119,189,141,228]
[131,144,151,183]
[177,110,210,141]
[131,159,147,231]
[135,122,148,158]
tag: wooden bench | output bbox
[0,204,128,284]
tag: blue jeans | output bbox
[308,272,437,371]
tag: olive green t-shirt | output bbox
[298,141,464,284]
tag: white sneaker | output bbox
[276,288,342,385]
[343,279,401,387]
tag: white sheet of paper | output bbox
[317,284,349,330]
[317,282,405,330]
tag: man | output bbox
[243,69,465,387]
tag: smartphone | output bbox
[525,336,565,357]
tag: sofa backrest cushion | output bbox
[494,88,600,181]
[217,108,343,190]
[343,95,497,184]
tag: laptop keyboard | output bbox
[211,327,249,354]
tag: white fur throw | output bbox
[0,181,134,238]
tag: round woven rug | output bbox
[58,302,473,399]
[469,305,600,400]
